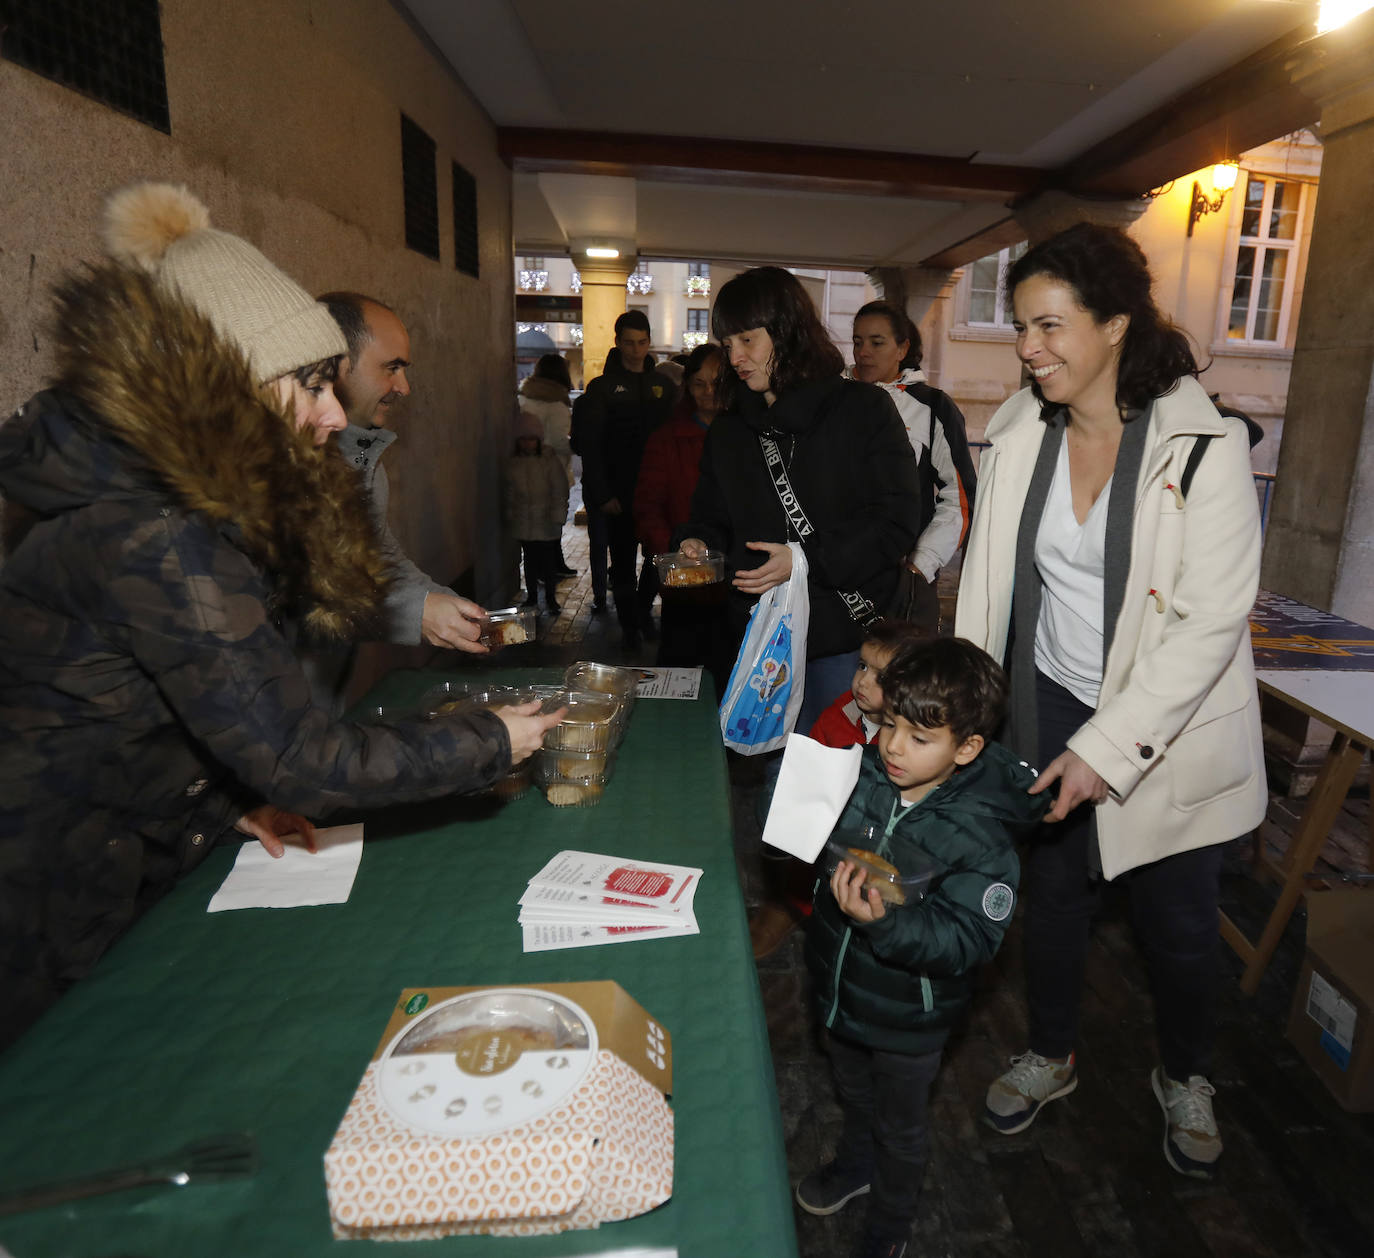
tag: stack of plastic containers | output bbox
[528,662,640,807]
[419,680,531,801]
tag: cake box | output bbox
[324,981,673,1239]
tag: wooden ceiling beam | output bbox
[498,128,1039,203]
[501,20,1324,271]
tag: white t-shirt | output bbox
[1033,440,1110,708]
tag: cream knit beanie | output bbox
[103,182,345,384]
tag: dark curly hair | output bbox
[878,636,1009,744]
[853,299,922,371]
[1007,222,1197,419]
[711,266,843,408]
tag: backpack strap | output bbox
[1180,435,1212,500]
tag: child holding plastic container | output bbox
[504,414,571,615]
[799,637,1046,1258]
[809,619,930,749]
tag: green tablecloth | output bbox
[0,668,798,1257]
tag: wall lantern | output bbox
[1187,161,1239,236]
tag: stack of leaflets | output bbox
[520,849,703,953]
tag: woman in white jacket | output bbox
[955,223,1265,1179]
[517,353,576,578]
[846,301,976,631]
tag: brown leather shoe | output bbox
[749,901,800,960]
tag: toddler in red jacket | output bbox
[810,619,932,749]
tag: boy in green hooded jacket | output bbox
[800,637,1047,1258]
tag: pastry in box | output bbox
[324,982,672,1239]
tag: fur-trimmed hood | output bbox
[518,374,570,405]
[0,262,387,637]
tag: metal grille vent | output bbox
[3,0,171,133]
[452,161,478,278]
[400,112,439,261]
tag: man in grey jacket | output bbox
[321,292,488,654]
[297,294,487,713]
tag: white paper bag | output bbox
[760,734,864,863]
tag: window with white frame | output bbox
[967,241,1026,327]
[1225,174,1308,344]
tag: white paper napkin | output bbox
[206,824,364,912]
[761,734,864,863]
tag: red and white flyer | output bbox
[521,918,699,953]
[518,883,699,929]
[525,850,702,910]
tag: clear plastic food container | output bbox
[563,661,638,719]
[536,767,610,807]
[541,690,621,752]
[654,549,725,588]
[478,606,538,648]
[480,760,533,803]
[824,829,939,905]
[533,746,616,781]
[564,660,637,697]
[421,681,516,719]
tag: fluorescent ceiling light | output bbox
[585,246,620,259]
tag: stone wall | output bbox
[2,0,514,694]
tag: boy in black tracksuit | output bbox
[801,637,1047,1258]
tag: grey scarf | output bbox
[1004,404,1152,768]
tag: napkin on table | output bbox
[207,823,364,912]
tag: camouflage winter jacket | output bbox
[0,264,510,1045]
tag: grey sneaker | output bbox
[984,1051,1078,1133]
[1151,1067,1222,1178]
[795,1160,871,1216]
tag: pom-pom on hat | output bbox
[103,182,345,385]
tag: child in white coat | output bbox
[504,413,571,614]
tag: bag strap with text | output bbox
[758,432,880,628]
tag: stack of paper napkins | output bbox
[520,850,702,953]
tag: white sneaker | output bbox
[1151,1067,1222,1178]
[984,1051,1078,1134]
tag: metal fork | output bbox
[0,1133,258,1216]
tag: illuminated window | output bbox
[1226,175,1309,344]
[968,242,1026,328]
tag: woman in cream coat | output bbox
[955,223,1265,1180]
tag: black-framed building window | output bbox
[3,0,171,133]
[686,308,709,332]
[452,160,479,277]
[400,113,440,261]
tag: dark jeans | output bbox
[1026,670,1222,1080]
[605,509,656,634]
[825,1032,943,1236]
[519,539,560,607]
[587,506,608,604]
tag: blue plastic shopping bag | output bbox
[719,544,809,755]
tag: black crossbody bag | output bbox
[757,432,881,630]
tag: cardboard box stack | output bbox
[1286,888,1374,1112]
